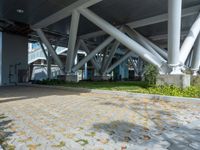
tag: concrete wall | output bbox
[0,32,28,86]
[0,32,2,85]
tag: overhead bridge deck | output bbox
[0,0,200,85]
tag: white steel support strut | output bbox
[168,0,182,71]
[66,10,80,74]
[72,36,114,72]
[191,34,200,75]
[78,8,167,72]
[125,27,168,59]
[180,13,200,65]
[34,29,65,74]
[39,42,48,59]
[123,26,166,62]
[106,51,132,74]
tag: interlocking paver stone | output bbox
[0,86,200,150]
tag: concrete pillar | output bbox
[168,0,182,74]
[0,32,28,86]
[0,32,2,85]
[191,34,200,75]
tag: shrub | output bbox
[145,85,200,98]
[144,64,158,85]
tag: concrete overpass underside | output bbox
[0,0,200,86]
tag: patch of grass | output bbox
[75,139,89,146]
[0,114,7,120]
[52,141,66,148]
[37,80,200,98]
[85,131,96,137]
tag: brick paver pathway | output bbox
[0,86,200,150]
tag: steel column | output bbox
[66,10,80,74]
[47,51,52,79]
[78,8,165,71]
[72,36,114,72]
[180,13,200,65]
[34,29,65,74]
[168,0,182,71]
[191,34,200,75]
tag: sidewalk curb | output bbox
[21,84,200,103]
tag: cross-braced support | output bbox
[101,41,120,75]
[72,36,114,72]
[78,8,168,73]
[106,51,132,74]
[80,39,101,71]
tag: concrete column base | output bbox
[156,74,191,88]
[65,75,79,83]
[93,76,111,81]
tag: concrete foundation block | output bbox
[156,74,191,88]
[65,75,79,83]
[191,75,200,86]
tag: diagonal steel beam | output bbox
[106,51,132,74]
[72,36,114,72]
[79,8,167,72]
[66,10,80,74]
[180,13,200,65]
[123,26,166,62]
[39,41,48,59]
[191,34,200,75]
[32,0,102,28]
[34,29,65,74]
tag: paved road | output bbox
[0,86,200,150]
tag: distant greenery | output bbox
[35,79,200,98]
